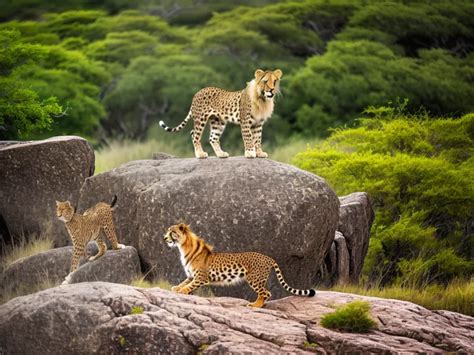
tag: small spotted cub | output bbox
[163,223,316,308]
[56,195,125,284]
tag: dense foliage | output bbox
[0,0,473,145]
[294,106,474,287]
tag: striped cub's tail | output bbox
[159,111,192,133]
[273,263,316,297]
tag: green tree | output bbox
[0,29,62,140]
[294,106,474,286]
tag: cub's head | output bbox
[163,223,190,248]
[55,200,74,222]
[254,69,283,99]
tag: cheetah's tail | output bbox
[273,263,316,297]
[159,111,192,133]
[110,195,117,209]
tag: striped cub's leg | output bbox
[171,278,193,292]
[245,267,272,308]
[176,270,209,295]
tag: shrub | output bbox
[129,306,144,315]
[294,106,474,286]
[320,300,376,333]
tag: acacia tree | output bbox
[0,30,62,140]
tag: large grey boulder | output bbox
[78,157,340,300]
[338,192,374,282]
[68,246,141,284]
[1,247,72,298]
[2,246,141,298]
[0,136,95,247]
[0,282,472,354]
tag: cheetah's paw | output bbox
[195,151,208,159]
[217,151,229,158]
[244,149,256,158]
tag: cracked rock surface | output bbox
[0,282,472,354]
[78,157,340,300]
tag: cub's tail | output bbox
[159,111,192,133]
[110,195,118,209]
[273,263,316,297]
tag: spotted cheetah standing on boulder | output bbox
[159,69,283,159]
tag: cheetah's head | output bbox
[254,69,283,99]
[163,223,189,248]
[55,200,74,222]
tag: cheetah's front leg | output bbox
[251,123,267,158]
[241,118,256,158]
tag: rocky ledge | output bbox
[0,282,472,354]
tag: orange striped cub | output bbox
[56,195,125,284]
[163,223,315,308]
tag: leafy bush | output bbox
[320,301,376,333]
[294,107,474,286]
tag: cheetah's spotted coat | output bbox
[159,69,282,159]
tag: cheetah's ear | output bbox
[274,69,283,79]
[255,69,265,80]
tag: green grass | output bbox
[94,137,320,174]
[2,231,54,269]
[130,306,144,314]
[130,277,214,297]
[95,139,190,174]
[320,300,377,333]
[131,278,173,290]
[329,280,474,316]
[1,230,57,304]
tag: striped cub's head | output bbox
[55,200,74,222]
[163,223,190,248]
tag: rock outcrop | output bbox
[0,282,472,354]
[324,192,374,284]
[78,157,340,300]
[338,192,374,282]
[2,246,141,296]
[0,136,95,247]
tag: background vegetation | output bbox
[1,0,472,313]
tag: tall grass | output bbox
[329,280,474,316]
[95,137,320,174]
[95,139,190,174]
[1,231,56,304]
[2,232,54,269]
